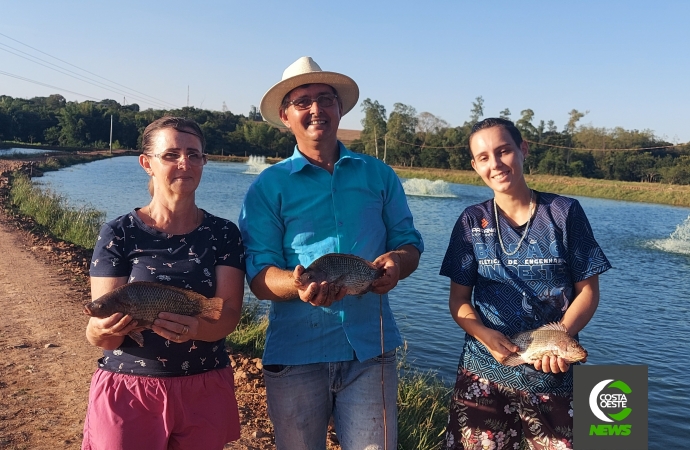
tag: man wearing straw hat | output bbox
[239,56,423,449]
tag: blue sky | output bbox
[2,1,689,143]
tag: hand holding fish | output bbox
[533,355,572,374]
[86,312,145,350]
[152,312,199,343]
[293,265,348,307]
[476,328,520,365]
[370,251,401,294]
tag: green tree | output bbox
[360,98,387,159]
[468,96,484,125]
[564,109,588,134]
[386,103,418,166]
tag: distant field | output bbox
[395,167,690,208]
[337,129,361,145]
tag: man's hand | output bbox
[293,265,347,307]
[370,252,402,294]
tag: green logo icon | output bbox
[589,379,632,422]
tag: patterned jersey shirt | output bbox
[440,192,611,394]
[90,209,245,377]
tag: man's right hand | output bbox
[293,265,347,307]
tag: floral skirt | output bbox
[444,368,573,450]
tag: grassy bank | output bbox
[229,303,451,450]
[395,167,690,208]
[9,173,105,248]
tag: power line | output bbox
[371,135,685,152]
[0,45,171,110]
[523,139,684,152]
[0,32,179,109]
[0,70,101,101]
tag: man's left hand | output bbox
[370,252,402,294]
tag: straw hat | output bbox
[259,56,359,128]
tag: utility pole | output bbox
[109,115,113,154]
[374,127,379,159]
[383,133,387,163]
[187,86,189,108]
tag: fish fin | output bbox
[128,330,145,347]
[198,297,224,321]
[535,322,568,333]
[501,353,526,366]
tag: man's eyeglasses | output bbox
[285,94,338,111]
[146,151,207,166]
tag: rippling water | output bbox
[36,157,690,448]
[2,147,57,155]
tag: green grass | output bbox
[394,167,690,207]
[227,303,452,449]
[397,349,451,450]
[225,298,268,358]
[8,173,105,249]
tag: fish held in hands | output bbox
[298,253,384,296]
[83,281,223,346]
[501,322,588,366]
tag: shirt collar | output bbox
[289,141,365,175]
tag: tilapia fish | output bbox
[298,253,384,296]
[83,281,223,347]
[501,322,588,366]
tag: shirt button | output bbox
[338,222,343,226]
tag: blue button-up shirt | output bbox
[239,143,423,365]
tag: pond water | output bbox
[1,147,57,156]
[36,156,690,448]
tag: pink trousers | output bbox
[82,367,240,450]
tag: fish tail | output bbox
[198,297,224,321]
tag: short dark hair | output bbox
[468,118,523,158]
[141,116,206,154]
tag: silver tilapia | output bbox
[501,322,588,366]
[83,281,223,346]
[298,253,384,296]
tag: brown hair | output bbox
[468,117,523,159]
[141,116,205,196]
[141,116,206,154]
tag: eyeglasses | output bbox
[285,94,338,110]
[146,151,207,166]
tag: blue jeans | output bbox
[262,350,398,450]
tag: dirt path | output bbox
[0,158,346,450]
[0,160,279,450]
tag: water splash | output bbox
[402,178,456,198]
[647,215,690,256]
[244,155,271,174]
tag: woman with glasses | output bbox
[82,116,244,450]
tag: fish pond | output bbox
[35,156,690,448]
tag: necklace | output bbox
[494,190,534,256]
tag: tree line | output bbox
[2,93,689,184]
[351,96,690,185]
[0,94,296,158]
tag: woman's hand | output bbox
[477,328,520,365]
[86,312,142,349]
[152,312,200,344]
[533,355,571,374]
